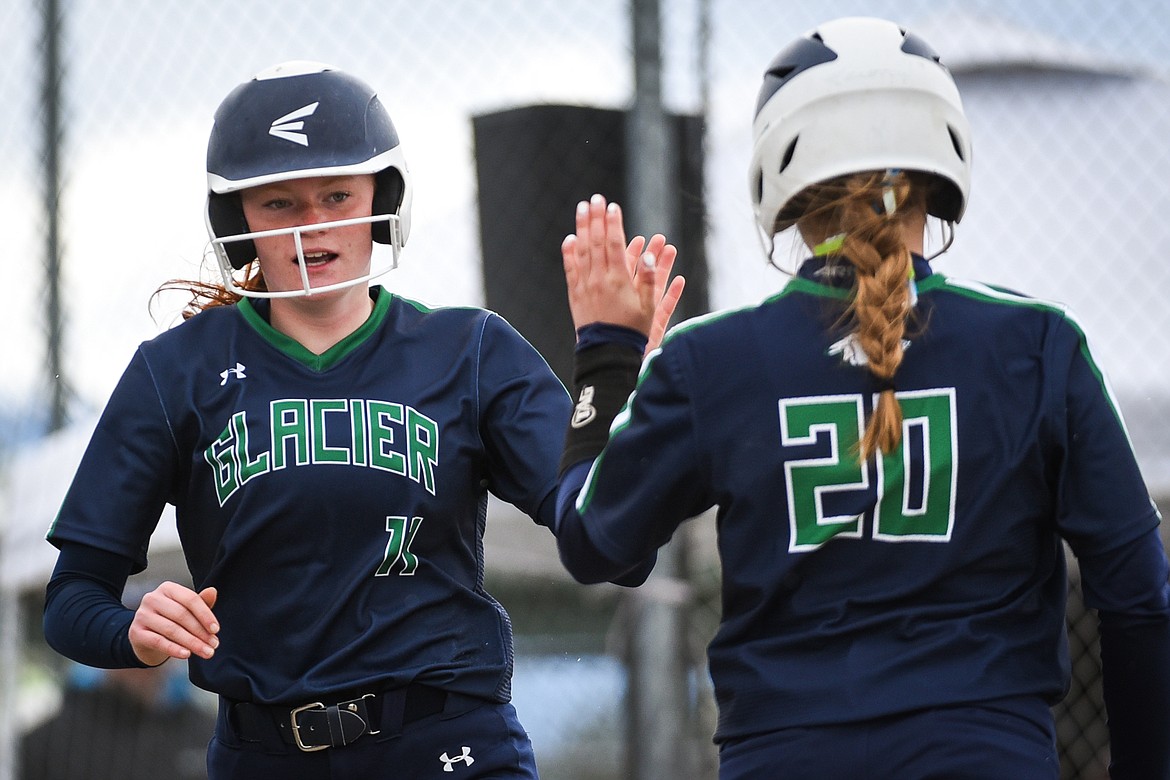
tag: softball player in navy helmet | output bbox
[41,61,680,778]
[554,17,1170,780]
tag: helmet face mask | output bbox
[204,61,413,297]
[748,17,972,256]
[208,212,404,299]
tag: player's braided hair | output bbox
[789,170,931,460]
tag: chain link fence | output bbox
[2,1,1168,778]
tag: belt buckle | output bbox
[290,702,328,752]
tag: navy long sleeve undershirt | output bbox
[1099,609,1170,779]
[43,542,150,669]
[1080,527,1170,779]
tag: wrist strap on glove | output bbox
[559,342,642,475]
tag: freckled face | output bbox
[239,174,376,294]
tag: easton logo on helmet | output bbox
[268,101,319,146]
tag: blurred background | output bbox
[2,1,1168,778]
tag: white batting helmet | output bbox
[748,17,972,240]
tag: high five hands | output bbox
[562,193,686,353]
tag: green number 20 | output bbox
[779,389,957,552]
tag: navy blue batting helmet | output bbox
[205,61,412,272]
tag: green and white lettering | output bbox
[874,389,957,541]
[780,395,869,550]
[779,389,958,551]
[377,516,422,576]
[203,398,442,506]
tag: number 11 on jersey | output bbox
[377,516,423,575]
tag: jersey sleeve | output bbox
[554,339,713,584]
[46,349,178,570]
[1050,318,1170,777]
[475,313,571,526]
[1051,320,1161,554]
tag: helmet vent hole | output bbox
[754,171,763,205]
[779,137,798,173]
[900,30,943,63]
[771,65,796,81]
[948,125,965,161]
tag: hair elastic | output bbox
[814,233,846,256]
[882,187,898,215]
[879,168,902,215]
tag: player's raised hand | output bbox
[626,232,685,354]
[128,581,220,666]
[562,193,684,351]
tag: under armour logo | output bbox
[570,385,597,428]
[439,746,474,772]
[269,102,319,146]
[219,362,247,386]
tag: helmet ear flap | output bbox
[372,168,405,245]
[207,191,255,269]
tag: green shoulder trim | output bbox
[393,294,435,314]
[658,306,741,343]
[919,273,1066,315]
[926,273,1131,436]
[656,276,827,347]
[774,274,852,303]
[238,288,393,372]
[392,293,491,318]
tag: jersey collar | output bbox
[237,286,392,372]
[796,253,934,289]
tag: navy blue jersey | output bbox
[49,286,569,705]
[556,257,1168,742]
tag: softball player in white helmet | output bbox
[554,17,1170,779]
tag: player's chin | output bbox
[302,259,351,284]
[316,269,375,295]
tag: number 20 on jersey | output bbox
[780,389,958,552]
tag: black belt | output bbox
[225,683,448,752]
